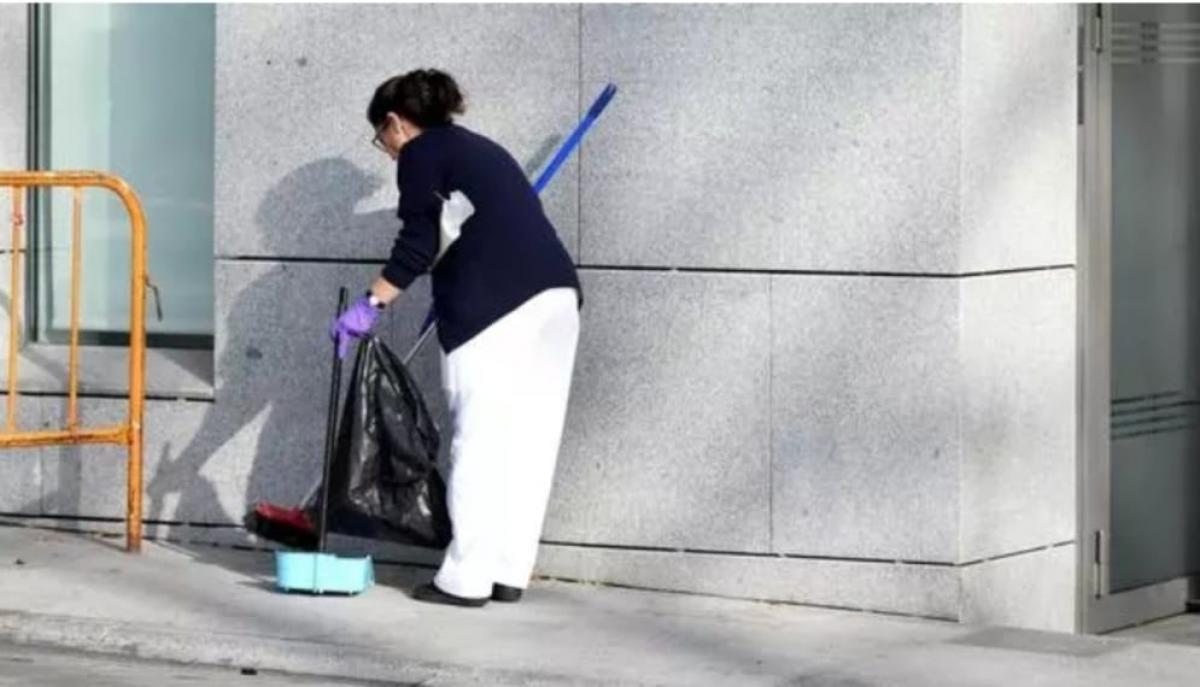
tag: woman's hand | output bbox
[329,296,382,359]
[328,278,404,359]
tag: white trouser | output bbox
[434,287,580,598]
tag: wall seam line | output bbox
[958,539,1078,568]
[579,264,1077,278]
[0,514,964,568]
[767,275,775,552]
[539,538,959,567]
[212,256,1077,279]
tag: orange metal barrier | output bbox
[0,171,146,552]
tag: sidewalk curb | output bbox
[0,610,607,686]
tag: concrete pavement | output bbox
[2,523,1200,686]
[0,640,386,686]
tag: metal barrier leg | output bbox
[127,423,143,552]
[126,179,147,554]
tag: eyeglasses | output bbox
[370,123,388,153]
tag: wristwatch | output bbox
[366,292,386,310]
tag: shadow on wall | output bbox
[146,157,397,527]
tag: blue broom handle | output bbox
[412,83,618,347]
[533,83,618,193]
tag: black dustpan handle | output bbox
[317,287,349,553]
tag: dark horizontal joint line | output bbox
[575,264,1075,279]
[958,539,1076,567]
[13,390,214,404]
[539,539,957,567]
[218,256,1073,279]
[217,255,386,266]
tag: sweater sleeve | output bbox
[381,140,443,289]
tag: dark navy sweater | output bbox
[381,124,581,353]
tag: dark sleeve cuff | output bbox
[380,261,420,291]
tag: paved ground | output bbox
[3,523,1200,686]
[0,640,386,686]
[1113,612,1200,647]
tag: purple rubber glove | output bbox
[329,296,381,359]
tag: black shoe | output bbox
[491,584,524,603]
[411,582,489,608]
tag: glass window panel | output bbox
[37,4,214,346]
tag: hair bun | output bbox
[367,68,466,129]
[423,69,465,118]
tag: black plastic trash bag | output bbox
[316,335,452,549]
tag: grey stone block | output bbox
[215,4,580,263]
[37,397,125,519]
[139,399,248,525]
[771,275,959,562]
[579,5,960,272]
[544,269,773,552]
[959,4,1077,272]
[39,397,243,524]
[536,543,960,620]
[0,345,212,399]
[0,254,17,357]
[0,452,39,515]
[212,259,450,524]
[959,270,1076,563]
[960,543,1077,632]
[215,259,396,513]
[0,399,44,515]
[0,4,25,174]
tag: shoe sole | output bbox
[491,585,524,603]
[413,584,489,608]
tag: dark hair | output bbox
[367,69,465,129]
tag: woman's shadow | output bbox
[146,157,409,535]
